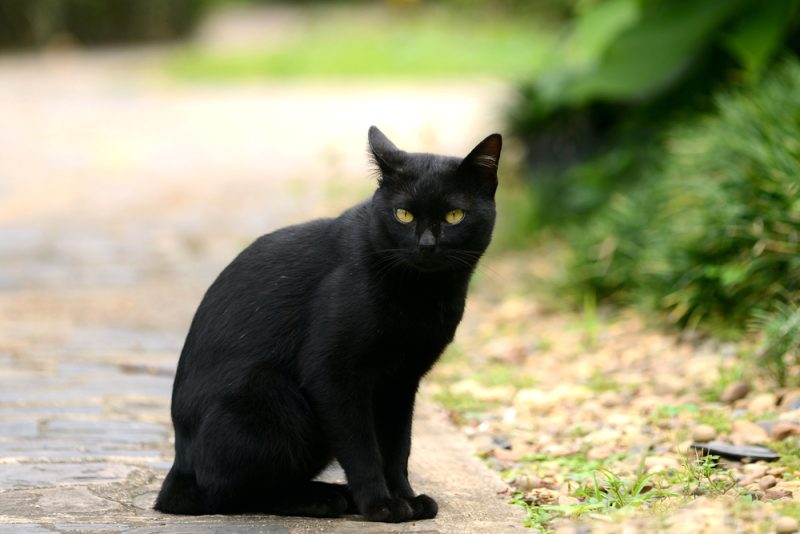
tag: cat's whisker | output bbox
[443,250,501,281]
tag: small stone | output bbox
[749,393,778,415]
[514,474,544,492]
[721,381,751,403]
[557,495,579,506]
[780,390,800,411]
[645,455,680,472]
[692,424,717,442]
[492,435,512,450]
[471,434,494,454]
[737,465,771,486]
[776,516,799,533]
[771,422,800,441]
[527,488,559,506]
[587,445,614,461]
[449,379,515,403]
[732,419,770,444]
[744,464,770,477]
[765,488,793,500]
[494,447,525,463]
[759,475,778,490]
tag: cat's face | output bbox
[368,127,501,272]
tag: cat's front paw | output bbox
[409,494,438,519]
[361,496,414,523]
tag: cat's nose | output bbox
[418,229,436,254]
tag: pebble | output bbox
[492,435,512,450]
[557,495,579,506]
[731,419,770,444]
[471,434,495,454]
[759,475,778,490]
[744,464,770,477]
[644,455,680,472]
[494,447,526,463]
[765,488,793,500]
[771,421,800,441]
[692,424,717,442]
[514,474,544,491]
[721,381,750,403]
[587,445,615,461]
[780,390,800,411]
[749,393,777,415]
[776,516,799,533]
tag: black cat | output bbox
[154,126,502,522]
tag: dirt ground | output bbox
[436,252,800,533]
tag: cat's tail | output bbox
[153,466,206,515]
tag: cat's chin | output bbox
[402,256,468,273]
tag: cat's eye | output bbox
[394,208,415,224]
[444,209,465,225]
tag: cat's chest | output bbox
[375,290,464,347]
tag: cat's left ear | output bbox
[459,133,502,195]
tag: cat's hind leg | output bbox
[160,362,339,516]
[262,481,355,518]
[154,466,205,515]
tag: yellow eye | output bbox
[444,209,465,224]
[394,208,414,224]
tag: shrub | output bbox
[512,0,800,227]
[0,0,206,49]
[566,58,800,333]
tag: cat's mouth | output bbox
[401,250,478,272]
[406,256,451,272]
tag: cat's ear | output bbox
[368,126,404,180]
[459,133,502,194]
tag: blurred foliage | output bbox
[0,0,568,50]
[512,0,800,225]
[168,2,556,80]
[170,7,552,80]
[750,302,800,387]
[565,59,800,342]
[0,0,206,48]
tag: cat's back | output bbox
[197,216,339,324]
[235,201,368,287]
[179,205,365,369]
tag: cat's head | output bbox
[367,126,501,272]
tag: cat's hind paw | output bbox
[409,494,438,519]
[362,496,414,523]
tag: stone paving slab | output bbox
[0,43,521,533]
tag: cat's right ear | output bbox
[459,133,502,196]
[368,126,404,181]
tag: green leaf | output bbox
[567,0,641,68]
[564,0,746,102]
[723,0,799,77]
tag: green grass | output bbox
[512,451,745,532]
[692,408,733,434]
[767,439,800,480]
[168,5,555,80]
[432,388,490,415]
[474,362,538,389]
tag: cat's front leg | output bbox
[306,375,415,523]
[375,379,438,520]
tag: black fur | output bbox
[154,126,502,522]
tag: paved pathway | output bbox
[0,47,522,532]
